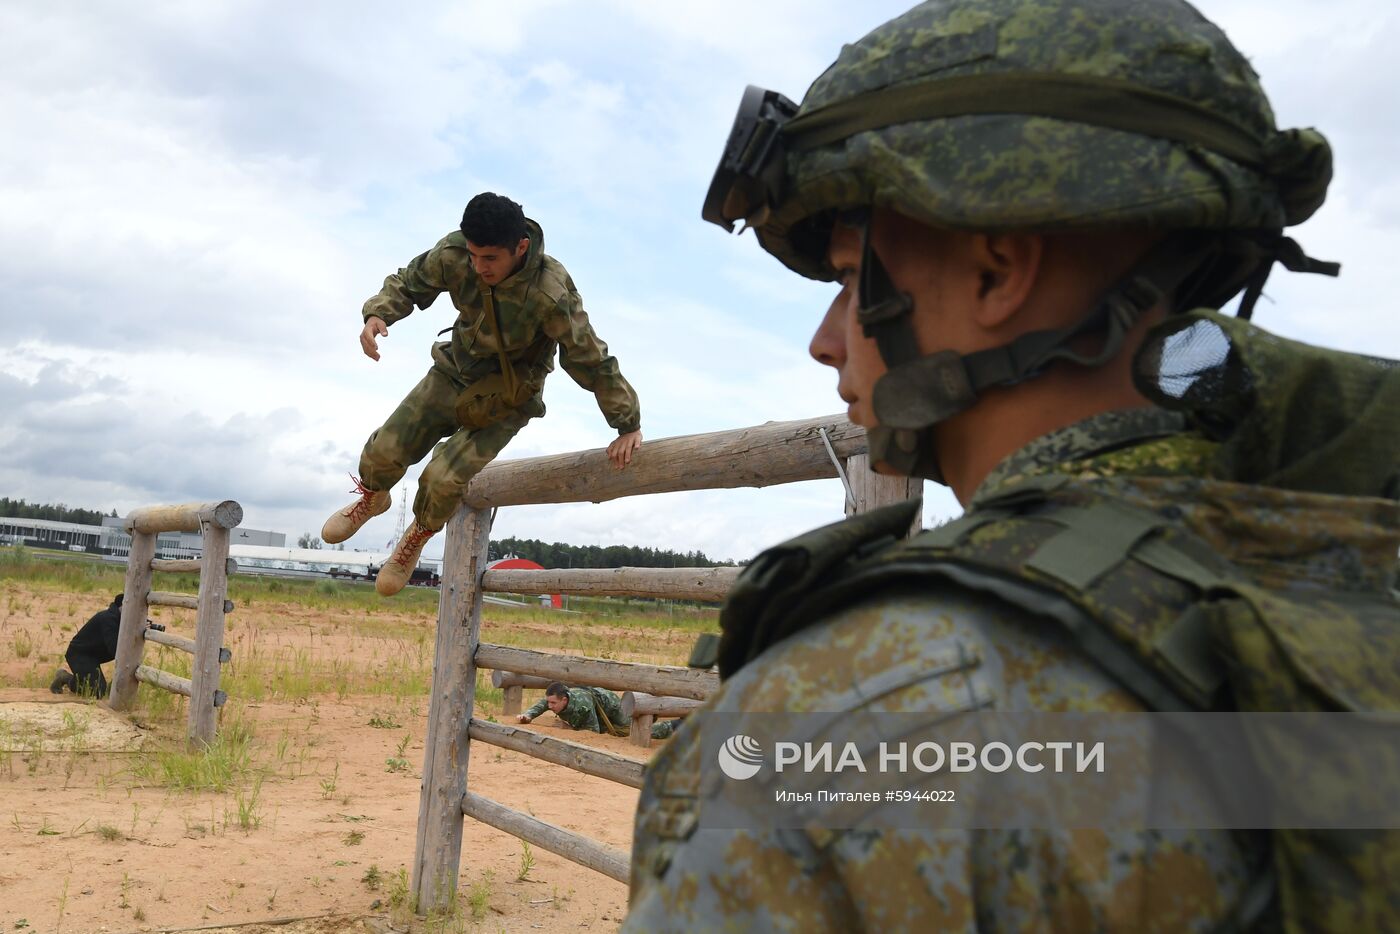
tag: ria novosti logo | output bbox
[717,734,764,780]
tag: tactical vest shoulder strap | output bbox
[714,478,1235,713]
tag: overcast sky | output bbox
[1,0,1395,563]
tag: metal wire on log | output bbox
[463,414,864,508]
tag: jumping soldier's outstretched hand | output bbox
[515,714,531,724]
[360,316,389,361]
[607,429,642,470]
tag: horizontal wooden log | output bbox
[149,591,234,614]
[143,628,231,664]
[483,566,741,603]
[622,692,706,720]
[135,665,192,697]
[490,670,554,691]
[468,719,643,789]
[134,666,226,706]
[125,501,243,534]
[475,643,717,701]
[463,415,863,508]
[151,557,239,575]
[461,792,628,884]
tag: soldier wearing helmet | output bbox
[624,0,1399,931]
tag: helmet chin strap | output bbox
[858,227,1223,483]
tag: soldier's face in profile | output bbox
[810,221,886,428]
[809,209,1012,429]
[545,693,568,714]
[466,238,529,286]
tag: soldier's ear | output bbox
[970,232,1043,329]
[516,238,530,258]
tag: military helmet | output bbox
[703,0,1340,482]
[705,0,1332,285]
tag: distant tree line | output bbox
[0,498,118,527]
[488,536,738,569]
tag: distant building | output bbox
[0,515,285,560]
[99,516,286,559]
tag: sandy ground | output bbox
[0,586,692,934]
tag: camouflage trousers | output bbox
[648,718,679,741]
[359,366,542,531]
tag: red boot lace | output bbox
[390,524,435,570]
[344,474,383,524]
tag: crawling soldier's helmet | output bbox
[702,0,1338,481]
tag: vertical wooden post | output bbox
[844,452,923,537]
[631,714,654,749]
[109,531,157,711]
[189,522,230,749]
[501,685,523,717]
[413,505,491,916]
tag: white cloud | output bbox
[1,0,1395,569]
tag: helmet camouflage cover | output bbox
[708,0,1332,283]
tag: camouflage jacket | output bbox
[362,218,641,434]
[624,410,1259,933]
[524,686,625,733]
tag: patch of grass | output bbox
[344,829,364,846]
[319,761,340,799]
[361,865,383,891]
[12,629,34,658]
[96,824,123,842]
[467,871,494,922]
[230,774,264,831]
[516,841,535,882]
[367,712,402,729]
[129,716,254,792]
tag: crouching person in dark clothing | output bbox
[50,593,126,697]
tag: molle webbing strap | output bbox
[784,71,1269,171]
[1025,502,1167,590]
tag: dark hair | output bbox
[112,593,124,606]
[460,192,527,248]
[545,681,569,698]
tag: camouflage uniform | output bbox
[525,686,678,741]
[627,0,1396,930]
[625,413,1256,932]
[358,218,640,530]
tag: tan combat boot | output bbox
[376,521,438,596]
[321,477,392,544]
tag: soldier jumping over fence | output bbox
[518,681,678,741]
[322,193,644,595]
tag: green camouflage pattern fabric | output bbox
[359,366,534,531]
[625,407,1400,931]
[625,412,1262,932]
[751,0,1332,280]
[526,687,677,740]
[363,217,641,434]
[1134,309,1400,500]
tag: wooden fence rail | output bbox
[475,643,719,701]
[109,500,240,749]
[468,719,644,788]
[462,792,629,885]
[413,416,924,915]
[481,566,740,602]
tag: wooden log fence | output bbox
[412,416,924,915]
[621,692,706,749]
[108,500,240,749]
[490,670,553,716]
